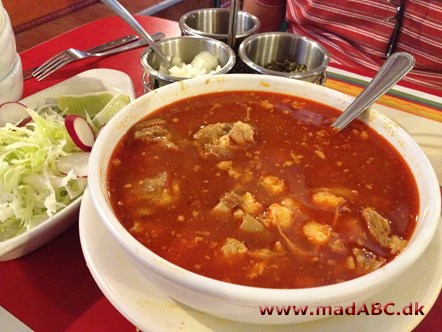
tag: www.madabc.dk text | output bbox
[259,302,425,316]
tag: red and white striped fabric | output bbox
[225,0,442,90]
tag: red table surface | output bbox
[0,15,440,331]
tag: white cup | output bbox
[0,8,17,81]
[0,54,23,103]
[0,3,22,102]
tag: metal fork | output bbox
[30,35,138,80]
[32,32,164,81]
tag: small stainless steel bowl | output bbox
[179,8,260,50]
[140,36,236,91]
[238,32,330,84]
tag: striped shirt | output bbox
[225,0,442,91]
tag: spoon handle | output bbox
[228,0,240,48]
[331,52,415,131]
[101,0,171,68]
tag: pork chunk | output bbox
[362,207,391,248]
[213,190,263,216]
[352,248,386,273]
[135,172,179,206]
[362,207,408,254]
[193,121,254,157]
[133,119,175,148]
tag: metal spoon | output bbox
[331,52,415,131]
[101,0,172,68]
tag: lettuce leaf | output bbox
[0,108,87,241]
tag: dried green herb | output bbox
[264,60,307,73]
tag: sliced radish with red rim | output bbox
[65,115,95,152]
[0,102,32,127]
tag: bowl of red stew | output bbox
[87,74,440,325]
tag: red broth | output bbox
[107,91,419,289]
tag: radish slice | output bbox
[56,152,90,177]
[65,115,95,152]
[0,102,30,127]
[16,116,33,127]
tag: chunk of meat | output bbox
[228,121,254,144]
[328,235,347,254]
[362,207,408,254]
[389,235,408,254]
[213,190,263,216]
[139,172,167,194]
[193,121,255,157]
[133,118,175,148]
[133,172,180,207]
[362,207,391,247]
[352,248,386,273]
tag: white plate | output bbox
[79,189,442,332]
[0,69,135,261]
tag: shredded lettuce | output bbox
[0,108,87,241]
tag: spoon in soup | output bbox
[101,0,172,69]
[331,52,415,131]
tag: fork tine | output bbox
[35,58,75,81]
[33,57,69,77]
[34,59,70,80]
[32,51,70,76]
[34,49,75,80]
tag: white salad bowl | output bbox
[0,68,135,261]
[88,74,441,325]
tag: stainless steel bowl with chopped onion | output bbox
[140,36,236,91]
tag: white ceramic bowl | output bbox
[88,74,441,325]
[0,8,17,81]
[0,2,4,22]
[0,54,23,104]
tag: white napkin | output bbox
[0,307,33,332]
